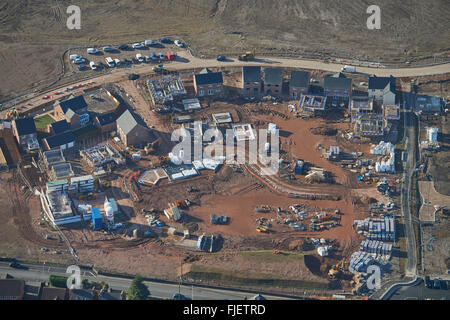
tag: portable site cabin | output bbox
[92,207,103,230]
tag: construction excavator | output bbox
[328,258,346,280]
[238,51,255,62]
[144,137,162,155]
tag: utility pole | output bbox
[178,257,182,295]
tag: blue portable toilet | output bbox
[92,208,103,230]
[294,159,304,175]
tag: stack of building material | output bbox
[348,251,375,274]
[360,240,393,256]
[371,141,395,173]
[354,217,396,241]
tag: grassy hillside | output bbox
[0,0,449,59]
[0,0,449,101]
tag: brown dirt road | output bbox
[3,49,450,117]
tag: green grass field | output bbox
[239,250,305,263]
[185,263,327,290]
[34,114,56,130]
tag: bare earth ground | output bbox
[1,0,450,101]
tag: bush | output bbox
[49,275,69,288]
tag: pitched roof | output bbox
[332,72,346,78]
[263,68,283,85]
[0,279,24,298]
[194,72,223,86]
[45,131,75,149]
[199,68,212,74]
[324,76,352,91]
[59,95,88,114]
[51,119,69,134]
[40,287,69,300]
[65,108,76,119]
[116,109,148,136]
[69,289,96,300]
[14,117,37,136]
[290,71,310,88]
[243,66,261,83]
[96,112,117,126]
[368,75,396,93]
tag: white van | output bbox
[105,57,115,67]
[136,53,144,63]
[89,61,97,70]
[69,54,82,61]
[144,40,156,46]
[341,65,356,73]
[114,58,121,66]
[87,48,99,54]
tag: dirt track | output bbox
[3,48,450,117]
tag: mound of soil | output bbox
[310,127,337,136]
[304,254,325,277]
[360,196,378,204]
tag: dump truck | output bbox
[238,51,255,61]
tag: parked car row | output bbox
[71,38,182,71]
[425,276,449,290]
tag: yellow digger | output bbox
[256,226,269,233]
[328,258,345,280]
[238,51,255,61]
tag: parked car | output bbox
[77,64,87,71]
[425,276,432,288]
[87,48,100,54]
[216,55,226,61]
[174,40,184,47]
[73,57,86,64]
[136,53,144,63]
[9,262,28,270]
[132,43,145,49]
[144,40,156,46]
[89,61,97,70]
[103,46,115,52]
[158,52,165,60]
[118,44,130,50]
[440,279,448,290]
[433,278,441,289]
[151,52,158,61]
[160,37,172,44]
[69,54,82,61]
[131,57,139,64]
[172,293,190,300]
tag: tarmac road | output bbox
[2,49,450,117]
[0,261,293,300]
[389,280,450,300]
[401,86,418,278]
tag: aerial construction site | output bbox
[0,1,449,302]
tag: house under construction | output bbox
[298,94,327,114]
[147,77,186,105]
[354,114,387,137]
